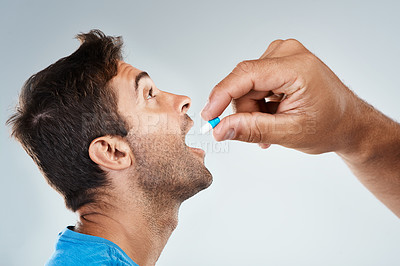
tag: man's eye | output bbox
[147,87,155,100]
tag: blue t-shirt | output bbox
[46,226,139,266]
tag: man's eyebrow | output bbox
[135,71,150,91]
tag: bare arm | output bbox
[201,39,400,217]
[337,95,400,216]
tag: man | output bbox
[7,30,212,265]
[9,30,400,266]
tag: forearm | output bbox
[337,94,400,217]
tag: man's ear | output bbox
[88,136,133,170]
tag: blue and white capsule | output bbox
[201,117,220,134]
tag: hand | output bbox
[201,39,359,154]
[201,39,400,217]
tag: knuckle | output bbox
[300,52,318,71]
[261,40,284,59]
[234,60,254,75]
[283,38,302,47]
[233,113,252,142]
[231,115,244,138]
[212,79,229,95]
[244,125,256,143]
[253,115,264,143]
[271,39,284,45]
[244,113,262,143]
[268,39,284,49]
[213,81,223,91]
[247,117,256,142]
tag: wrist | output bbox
[336,93,400,165]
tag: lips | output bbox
[188,146,205,158]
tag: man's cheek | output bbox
[163,113,181,135]
[126,111,181,136]
[129,113,161,134]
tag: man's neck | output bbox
[75,195,180,266]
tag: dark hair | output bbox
[7,29,128,211]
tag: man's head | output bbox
[7,30,212,212]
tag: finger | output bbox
[260,39,284,59]
[212,112,297,144]
[258,143,271,149]
[201,59,295,121]
[232,90,271,113]
[201,60,255,121]
[266,39,309,58]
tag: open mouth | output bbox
[184,116,205,159]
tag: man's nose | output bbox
[177,95,191,114]
[163,91,192,114]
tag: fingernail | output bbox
[222,128,235,140]
[200,100,210,119]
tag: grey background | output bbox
[1,0,399,265]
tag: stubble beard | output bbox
[126,131,213,206]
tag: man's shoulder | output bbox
[46,238,117,266]
[46,227,138,266]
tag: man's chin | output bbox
[181,174,213,201]
[184,158,213,200]
[129,133,213,202]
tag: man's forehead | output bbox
[112,61,151,88]
[117,61,143,78]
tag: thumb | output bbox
[213,112,298,144]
